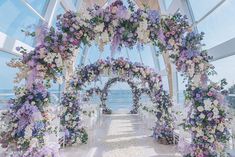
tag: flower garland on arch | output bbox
[83,87,102,102]
[100,77,139,114]
[1,0,230,156]
[0,84,59,156]
[70,58,175,144]
[70,57,162,100]
[60,92,88,146]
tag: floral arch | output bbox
[81,78,158,115]
[100,77,141,114]
[64,58,174,145]
[70,58,164,114]
[83,87,102,102]
[0,0,230,156]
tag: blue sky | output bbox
[0,0,235,92]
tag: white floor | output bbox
[60,110,182,157]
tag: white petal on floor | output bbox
[60,112,181,157]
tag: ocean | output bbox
[0,90,185,111]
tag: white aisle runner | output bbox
[60,112,181,157]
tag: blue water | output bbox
[89,90,152,111]
[0,90,185,111]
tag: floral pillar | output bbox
[64,50,79,91]
[162,51,174,98]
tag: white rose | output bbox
[217,123,224,132]
[112,19,119,27]
[30,138,38,147]
[213,100,219,105]
[212,108,219,117]
[139,19,148,30]
[94,23,104,32]
[81,11,92,20]
[199,63,204,71]
[199,113,205,119]
[208,135,214,143]
[32,112,43,121]
[24,125,32,139]
[204,99,212,111]
[197,106,204,112]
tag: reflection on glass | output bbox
[190,0,235,49]
[52,3,65,28]
[0,0,44,45]
[26,0,49,15]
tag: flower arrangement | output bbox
[0,83,57,156]
[82,87,102,102]
[181,80,230,156]
[71,57,162,93]
[101,77,139,114]
[60,92,88,146]
[70,58,163,114]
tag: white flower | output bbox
[65,115,70,121]
[196,129,203,137]
[100,31,109,43]
[44,53,56,64]
[94,23,104,32]
[197,106,204,112]
[204,99,212,111]
[55,54,63,67]
[217,123,224,132]
[212,108,219,118]
[208,135,214,143]
[39,47,46,59]
[24,125,32,139]
[30,138,39,147]
[81,11,92,20]
[112,19,119,27]
[192,74,201,87]
[32,112,43,121]
[213,100,219,105]
[168,38,175,46]
[139,19,148,30]
[199,113,205,119]
[199,63,205,71]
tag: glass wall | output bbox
[189,0,235,49]
[0,52,19,92]
[0,0,48,46]
[210,55,235,89]
[0,52,19,109]
[52,2,65,28]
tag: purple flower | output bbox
[158,30,166,44]
[16,47,21,51]
[147,10,160,24]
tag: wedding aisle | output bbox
[60,110,182,157]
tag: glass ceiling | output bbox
[0,0,235,103]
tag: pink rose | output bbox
[207,91,213,97]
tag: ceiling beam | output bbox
[208,37,235,61]
[0,32,33,56]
